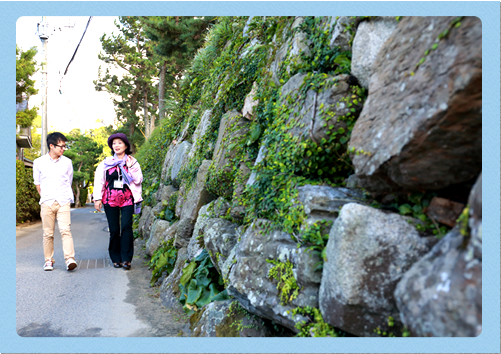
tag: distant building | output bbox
[16,99,34,168]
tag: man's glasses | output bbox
[54,144,68,150]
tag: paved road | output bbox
[16,204,189,337]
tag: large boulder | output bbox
[175,183,186,218]
[191,300,274,337]
[394,228,482,336]
[246,145,267,187]
[349,16,482,196]
[242,82,259,120]
[154,184,178,204]
[227,219,322,331]
[151,201,165,217]
[204,218,239,274]
[160,247,189,308]
[351,17,399,88]
[319,203,434,337]
[297,184,365,226]
[269,17,310,85]
[169,141,192,185]
[187,203,212,261]
[175,160,216,248]
[327,16,358,52]
[467,172,482,260]
[426,197,464,228]
[160,143,179,182]
[146,219,171,256]
[230,162,252,221]
[187,109,213,160]
[207,111,251,199]
[160,141,192,185]
[187,198,231,261]
[137,205,154,237]
[280,73,365,145]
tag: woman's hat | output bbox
[108,133,131,149]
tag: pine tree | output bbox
[94,17,158,146]
[141,16,216,121]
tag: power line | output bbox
[59,16,93,93]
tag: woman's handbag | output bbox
[134,201,142,214]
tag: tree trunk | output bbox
[144,86,150,139]
[75,184,81,208]
[158,60,167,121]
[129,85,140,153]
[74,160,84,208]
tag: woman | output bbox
[93,133,143,270]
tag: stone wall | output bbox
[137,16,481,337]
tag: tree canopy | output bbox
[65,129,102,207]
[16,45,39,127]
[94,16,158,149]
[95,16,215,148]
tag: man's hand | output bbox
[36,185,41,196]
[94,200,103,211]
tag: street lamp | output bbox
[37,16,49,156]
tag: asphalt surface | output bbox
[16,203,190,337]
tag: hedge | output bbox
[16,160,40,224]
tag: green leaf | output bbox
[186,279,203,304]
[208,283,220,299]
[178,283,188,305]
[412,204,423,214]
[195,288,212,308]
[195,268,211,287]
[211,289,230,301]
[194,249,209,262]
[334,55,351,67]
[249,122,262,144]
[418,214,427,222]
[155,254,168,270]
[180,261,197,286]
[398,204,412,215]
[164,209,174,221]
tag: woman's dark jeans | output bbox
[104,204,134,263]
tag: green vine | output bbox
[266,259,301,305]
[456,205,470,237]
[292,306,344,337]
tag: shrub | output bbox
[16,160,40,224]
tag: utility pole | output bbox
[38,17,49,156]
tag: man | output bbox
[33,132,77,271]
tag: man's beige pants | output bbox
[41,201,75,263]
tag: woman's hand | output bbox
[94,200,103,211]
[126,155,134,168]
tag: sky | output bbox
[16,16,124,134]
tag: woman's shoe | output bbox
[122,261,131,270]
[113,263,122,268]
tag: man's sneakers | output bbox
[66,259,77,271]
[43,260,54,271]
[43,259,77,271]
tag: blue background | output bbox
[2,2,499,353]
